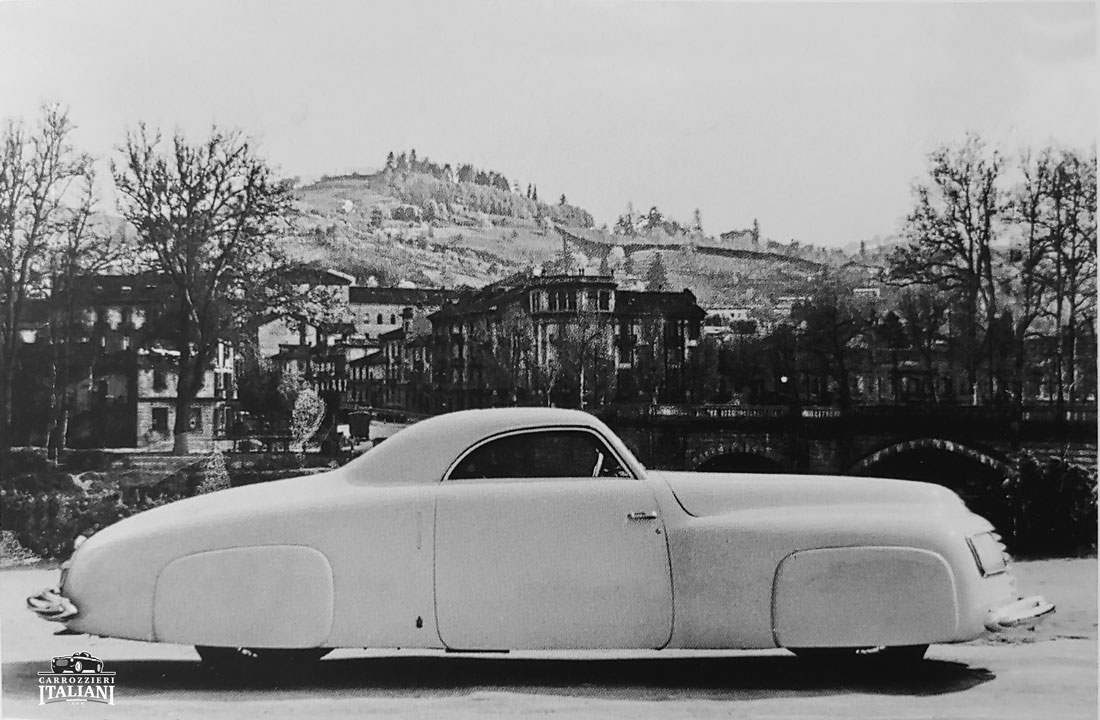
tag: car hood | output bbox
[649,470,969,518]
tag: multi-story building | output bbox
[136,342,236,447]
[429,273,704,411]
[348,286,457,340]
[11,273,236,449]
[256,268,356,358]
[702,305,760,340]
[262,282,455,418]
[346,351,385,407]
[369,310,437,413]
[378,327,407,409]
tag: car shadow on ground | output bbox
[3,653,995,701]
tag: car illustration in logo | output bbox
[51,652,103,674]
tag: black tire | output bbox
[791,644,928,665]
[195,646,330,675]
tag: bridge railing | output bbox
[652,404,789,419]
[625,403,1096,425]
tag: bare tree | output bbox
[113,126,296,454]
[1034,148,1097,409]
[896,288,950,403]
[553,307,614,409]
[1002,148,1056,408]
[0,106,91,452]
[633,316,668,405]
[890,134,1005,404]
[42,171,129,458]
[792,288,867,409]
[483,307,535,403]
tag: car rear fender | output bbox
[152,545,334,648]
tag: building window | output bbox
[548,290,576,312]
[599,290,610,311]
[377,313,383,324]
[189,408,203,431]
[390,314,397,324]
[152,407,169,435]
[153,368,167,391]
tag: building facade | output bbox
[11,273,236,449]
[348,286,457,340]
[429,273,704,411]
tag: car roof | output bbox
[342,408,640,485]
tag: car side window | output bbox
[448,430,631,480]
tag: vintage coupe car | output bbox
[51,652,103,674]
[29,408,1052,668]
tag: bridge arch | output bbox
[690,442,789,473]
[848,438,1014,480]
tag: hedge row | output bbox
[0,488,178,558]
[0,452,232,559]
[0,450,1093,560]
[0,452,333,559]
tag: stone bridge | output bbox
[598,404,1097,488]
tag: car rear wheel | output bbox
[195,646,330,675]
[73,660,83,672]
[790,644,928,665]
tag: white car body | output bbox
[34,408,1051,654]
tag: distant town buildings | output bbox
[10,257,1090,452]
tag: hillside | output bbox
[286,162,877,306]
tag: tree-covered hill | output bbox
[284,150,868,304]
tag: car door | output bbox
[434,428,674,650]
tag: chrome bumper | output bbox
[985,595,1055,632]
[27,587,79,622]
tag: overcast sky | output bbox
[1,0,1094,247]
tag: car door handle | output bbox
[627,511,659,521]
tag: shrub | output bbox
[196,450,231,494]
[0,529,40,568]
[1002,451,1098,557]
[0,448,337,558]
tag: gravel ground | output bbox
[1,558,1095,719]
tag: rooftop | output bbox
[349,286,459,306]
[280,266,356,286]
